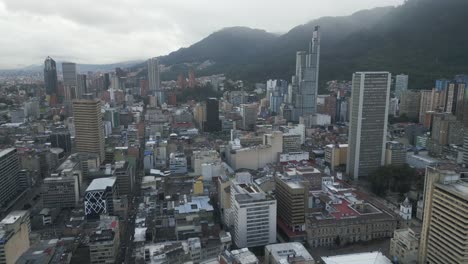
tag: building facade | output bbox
[231,180,276,248]
[419,166,468,264]
[0,148,21,208]
[73,99,105,162]
[44,56,58,96]
[0,211,30,264]
[395,74,408,99]
[347,72,391,179]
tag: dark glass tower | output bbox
[203,98,221,132]
[44,56,58,95]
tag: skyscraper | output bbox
[418,166,468,264]
[62,62,78,102]
[148,58,161,93]
[44,56,58,96]
[0,148,21,208]
[77,74,87,99]
[347,72,391,179]
[395,74,408,99]
[291,26,320,121]
[73,99,105,162]
[147,57,162,103]
[203,98,221,132]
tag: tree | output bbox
[368,164,418,197]
[335,235,341,246]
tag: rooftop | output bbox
[435,178,468,200]
[174,196,214,214]
[86,177,116,192]
[1,210,28,225]
[266,242,314,263]
[321,251,391,264]
[0,148,15,158]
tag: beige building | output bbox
[390,228,420,264]
[194,103,206,130]
[226,131,283,170]
[419,166,468,264]
[0,211,31,264]
[324,144,347,170]
[73,99,105,162]
[191,150,220,176]
[419,89,441,124]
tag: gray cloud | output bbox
[0,0,403,69]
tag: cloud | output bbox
[0,0,403,69]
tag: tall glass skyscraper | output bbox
[44,56,58,95]
[291,26,321,121]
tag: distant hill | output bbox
[158,0,468,90]
[2,60,144,74]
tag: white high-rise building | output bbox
[230,180,276,248]
[395,74,408,99]
[147,57,160,91]
[347,72,391,179]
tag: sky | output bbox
[0,0,403,69]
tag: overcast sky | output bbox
[0,0,403,69]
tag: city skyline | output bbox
[0,0,403,69]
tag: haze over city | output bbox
[0,0,403,68]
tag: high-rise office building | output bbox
[76,74,87,99]
[49,131,72,153]
[231,180,276,248]
[419,166,468,264]
[62,62,77,102]
[42,176,80,209]
[400,90,421,120]
[73,99,105,162]
[84,177,117,219]
[347,72,391,179]
[0,148,20,208]
[395,74,408,99]
[419,89,441,124]
[240,103,258,131]
[44,56,58,96]
[275,174,308,236]
[203,98,221,132]
[147,57,160,91]
[291,26,320,121]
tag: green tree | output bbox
[369,164,417,197]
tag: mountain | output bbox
[159,0,468,90]
[160,27,278,65]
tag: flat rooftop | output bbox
[1,210,28,225]
[86,177,116,192]
[0,148,15,158]
[174,196,214,214]
[321,251,391,264]
[435,179,468,200]
[266,242,314,263]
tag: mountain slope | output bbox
[160,27,278,65]
[159,0,468,90]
